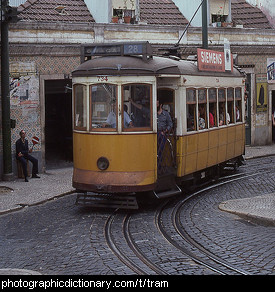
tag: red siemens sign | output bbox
[197,48,232,72]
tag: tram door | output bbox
[157,88,177,185]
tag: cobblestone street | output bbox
[0,156,274,275]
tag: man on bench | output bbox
[16,130,40,182]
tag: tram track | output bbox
[155,172,257,275]
[103,157,274,275]
[173,199,250,275]
[105,211,166,275]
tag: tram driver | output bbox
[129,98,150,127]
[103,104,133,128]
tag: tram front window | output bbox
[90,84,118,130]
[122,84,152,131]
[74,84,87,130]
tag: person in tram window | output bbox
[123,104,134,128]
[103,104,133,128]
[209,105,215,128]
[16,130,40,182]
[129,97,150,127]
[198,106,206,130]
[157,99,173,133]
[235,105,240,122]
[227,112,230,124]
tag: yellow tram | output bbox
[72,42,245,207]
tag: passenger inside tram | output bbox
[186,89,196,132]
[198,89,207,130]
[103,104,133,128]
[209,88,217,127]
[209,104,215,127]
[227,88,234,124]
[124,84,151,128]
[198,106,206,130]
[128,97,150,127]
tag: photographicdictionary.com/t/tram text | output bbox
[1,277,169,290]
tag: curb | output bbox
[219,194,275,227]
[0,190,75,216]
[0,269,42,275]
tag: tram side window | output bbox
[209,88,217,127]
[198,89,207,130]
[186,89,196,132]
[227,88,234,124]
[123,84,152,130]
[235,87,242,122]
[90,84,117,130]
[74,84,87,130]
[218,88,227,126]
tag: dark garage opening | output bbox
[45,79,73,167]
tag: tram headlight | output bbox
[97,157,109,170]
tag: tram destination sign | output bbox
[81,42,153,63]
[197,48,233,72]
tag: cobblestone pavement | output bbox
[0,156,274,275]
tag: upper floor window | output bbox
[112,0,137,23]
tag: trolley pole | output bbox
[202,0,208,49]
[1,0,13,180]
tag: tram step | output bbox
[75,192,138,209]
[153,184,182,199]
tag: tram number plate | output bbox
[97,76,108,82]
[124,44,143,55]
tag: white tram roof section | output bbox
[72,55,244,78]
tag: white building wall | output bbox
[84,0,111,23]
[172,0,203,27]
[246,0,275,27]
[9,0,25,6]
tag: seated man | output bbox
[16,130,40,182]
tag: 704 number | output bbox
[97,76,108,82]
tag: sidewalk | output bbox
[0,144,274,224]
[0,167,74,215]
[244,144,275,160]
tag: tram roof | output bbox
[72,55,243,78]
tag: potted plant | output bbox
[123,0,133,23]
[112,16,119,23]
[124,10,131,23]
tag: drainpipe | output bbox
[202,0,208,49]
[1,0,13,180]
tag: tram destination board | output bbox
[81,42,152,62]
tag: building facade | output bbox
[0,0,275,179]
